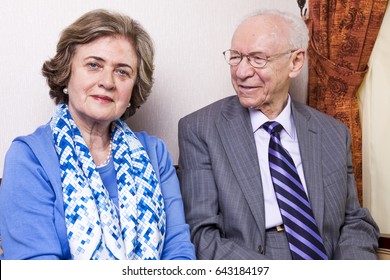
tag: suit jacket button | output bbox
[258,245,264,254]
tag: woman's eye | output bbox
[117,69,129,76]
[88,62,99,69]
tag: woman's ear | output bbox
[289,49,305,78]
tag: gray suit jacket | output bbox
[178,95,379,260]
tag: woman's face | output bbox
[67,36,138,128]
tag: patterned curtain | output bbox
[307,0,388,205]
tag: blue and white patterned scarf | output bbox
[50,104,166,260]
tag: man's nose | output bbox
[235,56,255,78]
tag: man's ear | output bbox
[289,49,305,78]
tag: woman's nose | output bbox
[97,69,115,90]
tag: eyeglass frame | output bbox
[222,49,297,68]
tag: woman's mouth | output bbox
[93,95,113,103]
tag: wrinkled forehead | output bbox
[231,14,291,51]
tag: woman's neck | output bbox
[83,125,112,166]
[73,119,112,167]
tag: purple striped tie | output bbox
[263,121,328,260]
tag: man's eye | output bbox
[252,54,266,61]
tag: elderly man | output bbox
[178,9,379,260]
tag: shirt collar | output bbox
[249,95,296,139]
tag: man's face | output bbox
[229,15,296,112]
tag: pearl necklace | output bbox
[97,141,112,167]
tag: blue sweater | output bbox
[0,123,195,260]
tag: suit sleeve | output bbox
[178,117,268,259]
[332,126,380,259]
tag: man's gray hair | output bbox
[245,9,309,51]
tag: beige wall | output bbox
[360,5,390,234]
[0,0,308,177]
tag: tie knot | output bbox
[262,121,283,136]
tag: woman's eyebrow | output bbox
[85,56,134,70]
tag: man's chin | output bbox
[237,96,259,109]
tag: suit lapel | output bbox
[216,97,266,243]
[292,102,325,231]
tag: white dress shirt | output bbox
[249,95,308,229]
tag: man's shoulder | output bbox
[180,95,239,122]
[292,100,348,131]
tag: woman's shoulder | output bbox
[134,131,173,172]
[12,123,53,149]
[134,131,167,153]
[134,130,157,143]
[5,123,59,177]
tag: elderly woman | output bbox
[0,9,195,260]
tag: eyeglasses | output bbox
[222,49,296,68]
